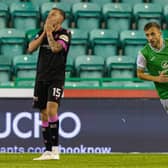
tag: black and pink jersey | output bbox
[35,28,71,81]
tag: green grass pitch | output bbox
[1,153,168,168]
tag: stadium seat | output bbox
[25,28,40,43]
[0,0,20,6]
[65,80,100,88]
[162,30,168,38]
[72,3,102,31]
[75,55,105,78]
[89,29,119,57]
[120,30,147,58]
[102,3,132,31]
[89,0,113,6]
[10,2,40,31]
[13,54,37,78]
[58,0,82,4]
[14,77,35,88]
[0,2,9,28]
[105,56,136,78]
[0,55,12,83]
[41,2,72,28]
[0,28,26,58]
[120,0,144,6]
[123,80,155,89]
[68,28,88,61]
[66,56,74,78]
[29,0,51,8]
[163,5,168,28]
[152,0,168,7]
[133,3,162,30]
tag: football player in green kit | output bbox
[137,22,168,113]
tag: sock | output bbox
[49,115,59,147]
[42,121,52,151]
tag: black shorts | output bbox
[32,80,64,110]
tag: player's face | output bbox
[145,27,162,49]
[46,9,64,27]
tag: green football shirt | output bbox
[140,39,168,99]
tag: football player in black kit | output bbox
[27,8,71,160]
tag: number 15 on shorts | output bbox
[53,87,62,98]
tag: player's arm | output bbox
[137,52,168,83]
[45,23,63,53]
[27,30,46,53]
[137,68,160,82]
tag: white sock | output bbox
[52,146,59,154]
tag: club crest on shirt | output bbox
[59,34,69,42]
[161,61,168,69]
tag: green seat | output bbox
[121,0,144,6]
[89,0,112,6]
[153,0,168,7]
[162,30,168,38]
[89,29,118,57]
[41,2,72,28]
[0,2,9,28]
[0,28,26,58]
[105,56,135,78]
[15,77,35,88]
[133,3,162,30]
[10,2,40,31]
[59,0,82,4]
[25,28,40,43]
[68,28,88,61]
[120,30,146,57]
[13,54,37,78]
[0,55,12,83]
[103,3,132,31]
[72,3,102,31]
[164,4,168,27]
[123,81,155,89]
[65,80,100,88]
[29,0,51,8]
[75,55,105,78]
[0,0,20,6]
[66,56,74,78]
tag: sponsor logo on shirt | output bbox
[59,34,69,42]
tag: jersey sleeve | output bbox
[136,51,147,70]
[57,31,71,52]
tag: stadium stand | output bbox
[133,3,163,30]
[120,30,147,57]
[13,54,37,78]
[0,55,12,83]
[0,28,26,58]
[102,3,132,31]
[72,2,102,31]
[75,55,105,78]
[0,0,164,89]
[0,2,9,28]
[10,2,40,31]
[105,56,136,78]
[68,28,88,61]
[89,29,119,56]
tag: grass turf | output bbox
[0,153,168,168]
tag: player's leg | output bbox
[33,81,53,160]
[160,99,168,114]
[47,81,64,159]
[47,101,60,159]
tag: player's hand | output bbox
[158,71,168,83]
[45,22,55,34]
